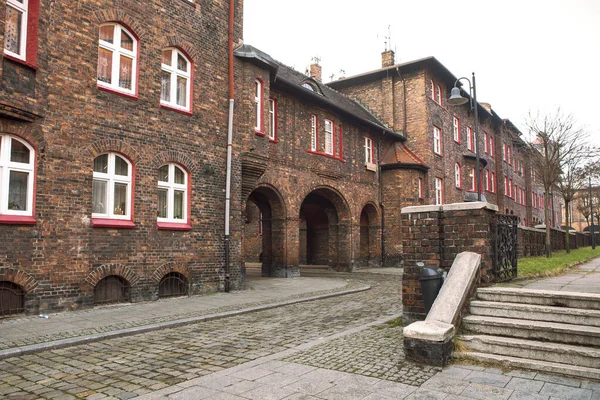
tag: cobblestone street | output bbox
[0,272,412,399]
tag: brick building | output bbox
[0,0,244,315]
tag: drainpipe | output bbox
[224,0,235,292]
[378,133,385,268]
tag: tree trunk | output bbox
[545,188,552,258]
[565,201,571,254]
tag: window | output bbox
[268,98,277,141]
[161,48,191,112]
[310,115,318,151]
[435,177,443,205]
[507,145,512,165]
[324,119,333,155]
[157,163,189,228]
[454,163,462,188]
[97,23,137,95]
[436,85,442,105]
[254,79,263,133]
[4,0,27,60]
[468,168,475,191]
[92,153,133,224]
[509,179,513,198]
[0,135,35,223]
[503,142,507,161]
[364,137,374,164]
[433,126,442,155]
[453,117,460,143]
[490,172,496,193]
[430,80,435,101]
[504,177,509,197]
[467,127,474,152]
[489,135,495,157]
[485,170,490,191]
[484,132,489,154]
[418,178,423,199]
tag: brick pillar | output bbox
[336,222,353,271]
[285,217,301,277]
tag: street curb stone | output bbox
[0,285,371,360]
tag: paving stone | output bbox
[438,366,472,380]
[459,382,513,400]
[508,391,549,400]
[370,380,417,398]
[404,388,450,399]
[168,386,222,399]
[535,373,584,388]
[421,375,470,395]
[465,371,512,388]
[282,376,336,396]
[506,377,545,394]
[238,383,297,400]
[538,382,593,400]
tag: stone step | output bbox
[455,351,600,381]
[476,287,600,310]
[462,315,600,347]
[469,300,600,327]
[458,334,600,369]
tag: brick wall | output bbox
[401,202,497,324]
[0,0,245,314]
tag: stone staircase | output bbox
[456,287,600,380]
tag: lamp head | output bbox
[448,86,469,106]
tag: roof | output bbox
[234,44,404,141]
[380,142,429,171]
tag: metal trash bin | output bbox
[420,267,444,314]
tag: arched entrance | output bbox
[244,185,286,277]
[360,203,380,269]
[299,188,351,271]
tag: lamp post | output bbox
[448,72,481,201]
[590,176,595,249]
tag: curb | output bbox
[0,285,371,360]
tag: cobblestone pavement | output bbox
[0,272,406,399]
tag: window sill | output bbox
[160,103,193,116]
[306,150,345,162]
[255,130,265,137]
[269,138,278,143]
[157,222,192,231]
[0,215,36,225]
[97,85,138,100]
[3,53,38,70]
[92,218,135,228]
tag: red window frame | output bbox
[453,116,461,143]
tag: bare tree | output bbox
[526,109,593,257]
[576,193,591,228]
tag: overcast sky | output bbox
[243,0,600,145]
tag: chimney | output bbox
[310,63,322,81]
[382,49,395,67]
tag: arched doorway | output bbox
[299,188,351,271]
[360,203,380,269]
[244,185,286,277]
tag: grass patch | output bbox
[385,316,403,328]
[518,246,600,278]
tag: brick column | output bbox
[284,217,301,277]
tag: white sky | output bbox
[243,0,600,145]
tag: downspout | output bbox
[395,67,407,136]
[378,132,385,268]
[224,0,235,292]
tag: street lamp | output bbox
[590,176,595,249]
[448,73,482,202]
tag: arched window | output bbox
[92,153,133,221]
[94,275,130,305]
[97,23,137,95]
[158,272,188,298]
[454,163,462,188]
[0,135,35,221]
[161,48,192,111]
[0,281,25,316]
[157,163,188,226]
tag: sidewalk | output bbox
[502,255,600,293]
[0,274,368,359]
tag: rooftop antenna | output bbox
[384,25,392,52]
[311,56,321,65]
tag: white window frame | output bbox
[484,132,489,154]
[92,153,132,220]
[468,168,475,191]
[160,48,191,111]
[268,98,276,141]
[364,137,374,164]
[433,126,442,155]
[4,0,28,60]
[454,163,461,188]
[467,127,474,152]
[435,177,443,205]
[418,178,423,199]
[157,164,188,224]
[310,115,317,151]
[324,119,333,155]
[430,79,435,101]
[436,84,442,105]
[453,117,460,143]
[0,135,34,216]
[485,170,490,191]
[490,172,496,193]
[254,79,262,132]
[97,23,137,95]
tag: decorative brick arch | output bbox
[150,151,199,175]
[0,120,46,153]
[161,36,200,63]
[360,201,381,225]
[150,262,190,284]
[85,263,139,288]
[0,267,38,293]
[92,8,148,40]
[84,139,142,165]
[300,185,351,222]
